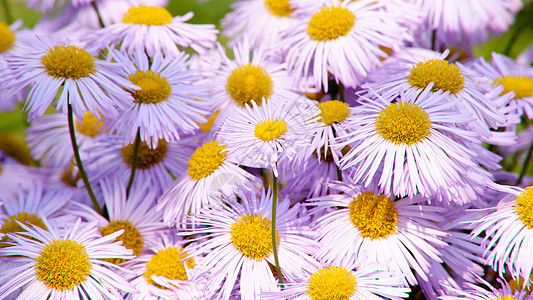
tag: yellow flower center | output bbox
[144,247,195,288]
[375,102,432,145]
[307,6,355,41]
[0,133,35,166]
[129,70,172,104]
[122,6,173,25]
[306,266,357,300]
[264,0,293,17]
[121,140,168,169]
[407,59,464,94]
[75,112,104,137]
[317,100,350,125]
[491,297,518,300]
[508,276,533,296]
[60,164,81,187]
[349,191,399,239]
[0,22,15,52]
[254,119,288,141]
[226,63,274,107]
[493,75,533,100]
[187,141,227,180]
[0,212,46,247]
[200,110,220,133]
[35,239,92,291]
[99,220,143,264]
[230,213,279,260]
[41,45,96,79]
[515,187,533,229]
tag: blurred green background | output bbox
[1,0,532,138]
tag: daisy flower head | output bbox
[308,181,448,286]
[26,112,105,170]
[86,134,193,196]
[262,254,410,300]
[183,187,319,300]
[0,22,16,50]
[440,277,530,300]
[339,84,499,203]
[362,49,509,140]
[86,5,218,57]
[1,36,137,121]
[219,97,322,176]
[470,53,533,120]
[157,139,259,227]
[282,0,407,92]
[415,0,522,49]
[0,181,74,247]
[0,217,137,299]
[107,49,211,148]
[43,0,170,32]
[122,233,206,300]
[70,178,167,264]
[469,186,533,283]
[27,0,171,42]
[307,99,354,164]
[209,38,300,126]
[221,0,300,50]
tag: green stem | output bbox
[338,82,345,103]
[271,171,284,286]
[336,166,343,181]
[68,104,104,216]
[516,140,533,185]
[126,129,141,199]
[503,14,527,56]
[91,2,106,28]
[430,29,437,51]
[2,0,12,24]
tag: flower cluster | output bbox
[1,0,533,299]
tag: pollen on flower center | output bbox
[99,220,143,264]
[129,70,172,104]
[0,212,46,247]
[508,276,533,296]
[493,75,533,100]
[76,112,104,137]
[375,102,432,145]
[121,140,168,169]
[254,119,288,141]
[144,247,195,288]
[230,213,279,260]
[122,6,173,25]
[226,63,274,107]
[0,22,15,52]
[349,191,399,239]
[60,164,81,187]
[35,239,92,291]
[41,45,96,79]
[187,141,227,180]
[307,6,355,41]
[408,59,464,94]
[264,0,293,17]
[491,297,518,300]
[515,187,533,229]
[306,266,357,300]
[317,100,350,125]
